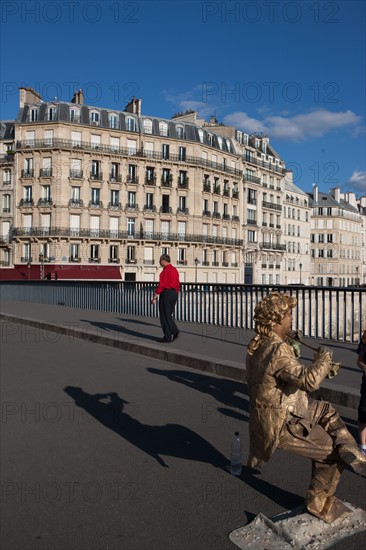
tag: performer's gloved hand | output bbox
[326,361,341,379]
[314,346,333,362]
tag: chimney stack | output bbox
[71,89,84,105]
[313,184,319,202]
[124,97,142,116]
[19,86,42,108]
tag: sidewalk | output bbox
[0,300,362,408]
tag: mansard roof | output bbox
[0,121,14,141]
[308,191,359,213]
[16,101,236,154]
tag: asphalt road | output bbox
[1,321,365,550]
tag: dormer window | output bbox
[208,134,213,146]
[109,114,118,129]
[217,136,223,149]
[262,141,267,153]
[198,129,204,143]
[127,117,135,132]
[225,139,231,152]
[159,121,168,137]
[48,106,58,121]
[90,111,100,125]
[143,119,152,134]
[30,108,38,122]
[254,138,259,148]
[70,108,80,123]
[176,125,184,139]
[243,134,249,145]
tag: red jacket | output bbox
[156,263,180,294]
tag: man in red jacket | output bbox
[151,254,180,342]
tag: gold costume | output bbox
[246,292,366,523]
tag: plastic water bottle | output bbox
[230,431,242,476]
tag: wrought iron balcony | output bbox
[70,170,83,179]
[212,212,221,219]
[108,202,122,210]
[88,257,101,263]
[89,172,103,181]
[108,258,120,263]
[160,206,172,214]
[109,174,122,183]
[222,214,230,221]
[244,174,261,185]
[260,242,286,251]
[40,168,52,177]
[125,258,137,264]
[125,203,139,212]
[19,198,34,207]
[161,180,172,188]
[232,215,240,222]
[143,259,155,265]
[21,170,34,178]
[202,210,211,217]
[145,175,156,185]
[222,262,229,267]
[89,200,103,209]
[143,205,156,212]
[262,201,282,211]
[21,257,33,263]
[213,185,221,195]
[69,199,83,207]
[202,261,210,266]
[11,226,244,246]
[247,220,257,226]
[177,207,189,215]
[177,260,187,265]
[38,198,53,206]
[127,176,139,184]
[69,257,81,263]
[203,183,211,192]
[223,189,230,197]
[178,180,189,189]
[232,191,239,199]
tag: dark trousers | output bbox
[159,289,178,341]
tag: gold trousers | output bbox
[278,400,357,522]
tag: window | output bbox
[127,139,137,155]
[90,111,100,124]
[48,106,57,121]
[3,170,11,184]
[248,188,256,204]
[177,248,186,264]
[126,117,135,131]
[127,218,135,236]
[91,188,100,205]
[45,130,53,146]
[248,230,256,242]
[143,119,152,134]
[110,137,119,152]
[71,159,82,178]
[110,162,119,180]
[178,146,186,161]
[109,245,119,261]
[128,164,137,183]
[26,131,35,147]
[70,108,80,123]
[72,131,81,147]
[176,125,184,139]
[198,129,204,143]
[110,190,119,206]
[162,144,170,160]
[178,196,187,212]
[91,160,101,178]
[109,114,118,129]
[24,243,32,261]
[127,246,136,262]
[2,194,10,213]
[91,134,101,149]
[70,243,80,261]
[24,186,32,201]
[159,122,168,136]
[71,187,80,202]
[127,191,136,207]
[162,168,171,184]
[145,193,154,209]
[30,108,38,121]
[161,195,170,213]
[90,244,100,260]
[41,185,51,200]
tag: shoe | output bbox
[338,444,366,477]
[359,447,366,456]
[173,332,180,340]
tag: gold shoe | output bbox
[338,445,366,477]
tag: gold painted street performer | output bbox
[246,292,366,523]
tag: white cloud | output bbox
[345,170,366,194]
[223,109,361,142]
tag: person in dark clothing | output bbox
[357,329,366,454]
[151,254,180,342]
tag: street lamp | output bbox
[194,257,200,283]
[299,262,303,284]
[27,260,32,280]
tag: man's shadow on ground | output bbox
[63,386,304,511]
[80,319,161,342]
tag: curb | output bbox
[0,313,360,409]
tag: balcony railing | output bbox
[160,206,172,214]
[21,257,33,263]
[11,226,244,246]
[143,205,156,213]
[40,168,52,177]
[70,170,83,179]
[177,208,189,215]
[69,199,83,207]
[260,242,286,251]
[232,215,240,222]
[125,203,139,212]
[145,176,156,185]
[213,186,221,195]
[89,257,101,263]
[212,212,221,219]
[127,176,139,184]
[232,191,239,199]
[109,174,122,183]
[89,172,103,181]
[143,259,155,265]
[108,258,120,263]
[89,201,103,208]
[21,170,34,178]
[244,174,261,185]
[161,180,172,188]
[19,199,34,207]
[262,201,282,211]
[203,183,211,192]
[38,198,53,206]
[13,138,288,178]
[178,180,189,189]
[222,214,230,221]
[108,202,122,210]
[202,210,211,217]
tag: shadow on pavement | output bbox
[147,367,250,420]
[80,319,161,342]
[64,386,228,469]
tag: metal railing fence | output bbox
[0,282,364,343]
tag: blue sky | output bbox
[1,0,365,196]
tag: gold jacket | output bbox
[246,333,333,468]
